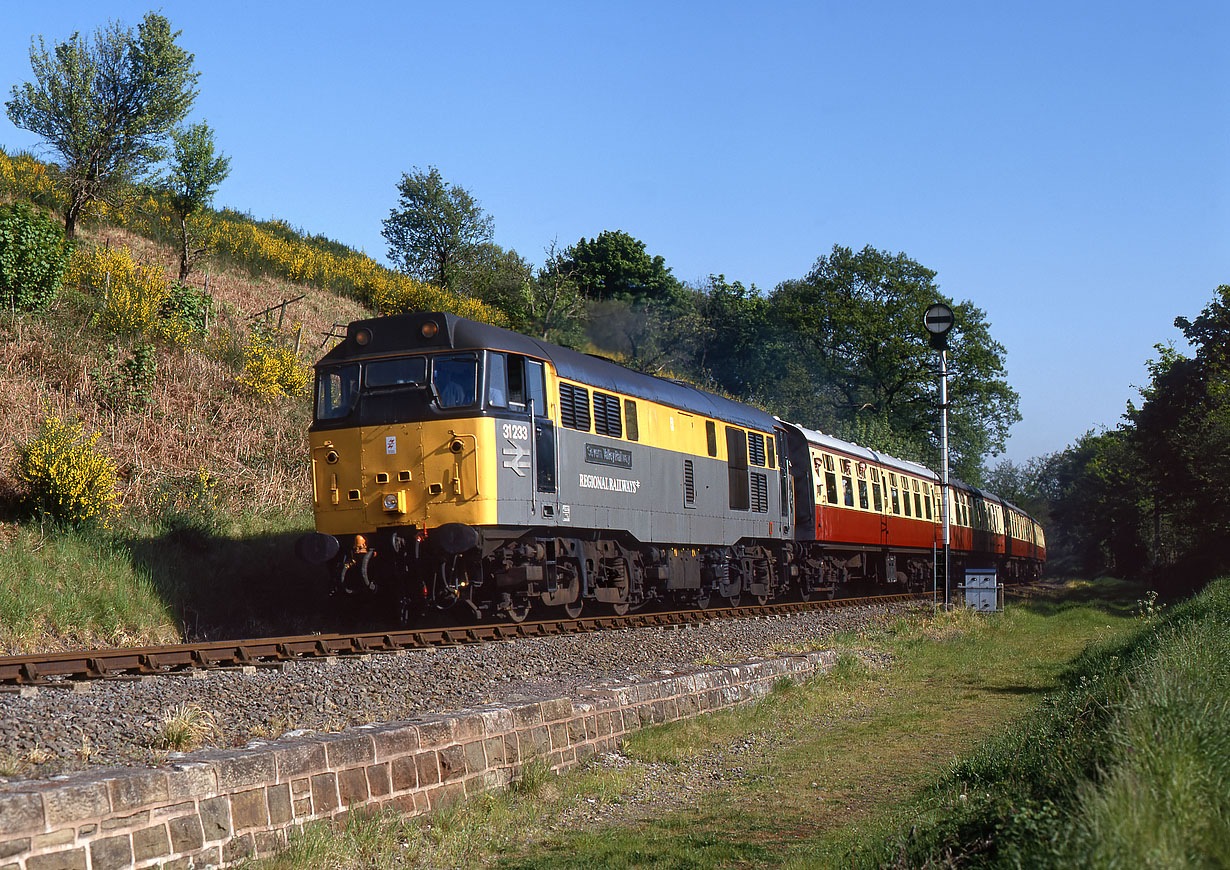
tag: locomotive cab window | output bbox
[315,364,359,422]
[486,352,529,411]
[487,352,508,408]
[706,420,718,457]
[526,360,546,415]
[432,355,478,408]
[365,356,427,389]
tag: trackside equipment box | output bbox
[962,569,1002,612]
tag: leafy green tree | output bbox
[523,240,587,345]
[5,12,200,239]
[1048,430,1149,576]
[381,166,494,292]
[164,121,230,280]
[1129,287,1230,576]
[0,203,72,311]
[585,290,711,376]
[983,452,1063,522]
[771,245,1019,479]
[695,275,779,400]
[556,230,682,305]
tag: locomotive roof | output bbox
[317,311,780,433]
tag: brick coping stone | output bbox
[0,650,835,870]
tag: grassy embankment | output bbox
[0,147,500,653]
[249,577,1227,869]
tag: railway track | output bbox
[0,592,927,687]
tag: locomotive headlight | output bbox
[420,320,439,339]
[354,327,372,347]
[382,491,406,514]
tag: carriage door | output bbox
[526,360,557,516]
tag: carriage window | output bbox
[902,483,912,516]
[826,470,839,505]
[873,482,883,512]
[315,364,359,421]
[487,352,508,408]
[891,481,900,515]
[858,479,869,510]
[431,355,477,408]
[843,475,854,507]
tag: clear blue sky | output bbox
[2,1,1227,465]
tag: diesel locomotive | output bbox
[298,312,1045,622]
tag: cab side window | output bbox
[487,352,508,408]
[526,360,546,415]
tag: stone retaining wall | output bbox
[0,650,836,869]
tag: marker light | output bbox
[354,327,372,346]
[420,320,439,339]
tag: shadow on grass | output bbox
[979,683,1045,696]
[1017,578,1144,620]
[126,528,403,642]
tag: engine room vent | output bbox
[751,472,769,513]
[559,382,591,431]
[684,459,696,506]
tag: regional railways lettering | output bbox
[578,473,642,494]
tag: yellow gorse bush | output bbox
[0,149,59,206]
[4,151,505,328]
[16,417,120,527]
[237,330,312,402]
[67,244,196,346]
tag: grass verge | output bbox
[857,575,1230,868]
[0,507,333,653]
[247,578,1158,869]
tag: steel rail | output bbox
[0,592,926,687]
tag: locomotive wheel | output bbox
[564,598,583,619]
[610,601,630,616]
[727,592,743,607]
[695,587,712,610]
[505,599,532,623]
[799,583,812,602]
[755,593,769,606]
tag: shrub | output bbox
[153,466,221,548]
[0,202,72,311]
[68,243,170,337]
[159,281,212,335]
[15,417,120,527]
[236,327,312,401]
[93,342,157,413]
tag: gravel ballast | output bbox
[0,603,909,782]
